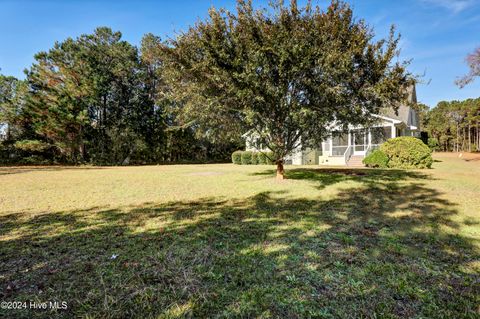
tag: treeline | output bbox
[0,28,242,165]
[423,98,480,152]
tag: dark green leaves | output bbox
[162,0,414,161]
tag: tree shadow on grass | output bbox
[0,172,478,318]
[0,166,110,176]
[252,167,432,190]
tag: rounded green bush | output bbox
[363,149,389,168]
[265,152,275,165]
[251,152,259,165]
[241,151,253,165]
[232,150,274,165]
[231,151,243,164]
[259,151,275,165]
[257,152,267,164]
[380,136,433,169]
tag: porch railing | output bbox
[331,146,348,156]
[343,145,353,164]
[365,145,371,156]
[366,144,380,156]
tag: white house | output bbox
[245,86,420,167]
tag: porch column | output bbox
[391,125,396,138]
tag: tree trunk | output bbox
[79,142,85,162]
[276,160,285,180]
[477,121,480,152]
[468,124,471,152]
[456,124,459,152]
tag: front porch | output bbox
[319,123,403,166]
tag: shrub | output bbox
[363,149,389,168]
[380,136,433,169]
[428,137,440,151]
[241,151,253,165]
[232,150,274,165]
[19,155,52,165]
[251,152,258,165]
[257,151,275,164]
[232,151,243,164]
[264,152,275,165]
[257,152,267,164]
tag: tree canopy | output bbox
[424,98,480,152]
[160,0,414,178]
[0,28,241,165]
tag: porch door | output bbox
[352,129,366,156]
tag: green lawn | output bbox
[0,153,479,318]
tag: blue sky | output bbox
[0,0,479,107]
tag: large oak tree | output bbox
[161,0,414,178]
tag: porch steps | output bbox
[347,155,365,167]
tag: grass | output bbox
[0,153,479,318]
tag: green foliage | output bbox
[257,152,267,164]
[257,152,273,165]
[251,152,258,165]
[413,103,429,131]
[363,149,389,168]
[18,155,52,165]
[0,75,31,142]
[232,151,274,165]
[380,137,433,169]
[25,27,157,164]
[0,75,21,125]
[14,140,50,153]
[162,0,414,166]
[264,152,275,165]
[425,98,480,152]
[1,28,242,165]
[241,151,253,165]
[428,137,440,151]
[232,151,242,164]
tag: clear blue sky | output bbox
[0,0,479,107]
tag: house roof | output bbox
[379,85,419,129]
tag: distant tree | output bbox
[141,33,244,163]
[413,103,429,131]
[425,99,480,152]
[0,74,30,141]
[161,0,414,179]
[425,101,452,151]
[26,27,153,164]
[0,74,19,140]
[457,47,480,88]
